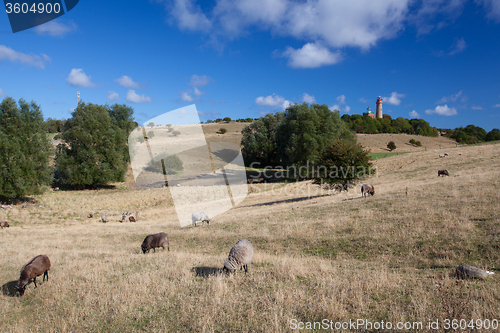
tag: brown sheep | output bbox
[361,184,375,197]
[141,232,169,254]
[438,169,450,177]
[0,221,9,229]
[129,216,136,222]
[15,255,51,296]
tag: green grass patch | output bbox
[368,152,410,159]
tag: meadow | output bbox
[0,133,499,332]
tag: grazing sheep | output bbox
[439,154,445,158]
[129,216,136,222]
[438,169,450,177]
[15,255,51,296]
[223,239,254,273]
[88,213,94,218]
[456,264,494,279]
[0,221,9,229]
[361,184,375,197]
[141,232,169,253]
[192,212,210,227]
[444,152,449,156]
[101,215,109,223]
[121,214,127,222]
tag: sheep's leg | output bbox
[33,277,37,288]
[244,265,248,273]
[153,248,156,253]
[43,271,49,282]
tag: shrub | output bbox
[416,141,422,147]
[54,102,129,189]
[409,139,416,145]
[145,154,183,175]
[147,131,155,138]
[387,141,396,151]
[223,117,231,123]
[172,131,180,136]
[0,97,52,199]
[219,128,227,134]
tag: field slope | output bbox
[1,139,499,332]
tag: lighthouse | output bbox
[376,96,383,119]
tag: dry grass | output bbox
[1,140,499,332]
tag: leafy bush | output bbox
[54,102,130,189]
[219,128,227,134]
[416,141,422,147]
[409,139,416,145]
[147,131,155,138]
[223,117,231,123]
[145,154,183,175]
[387,141,396,151]
[0,97,52,199]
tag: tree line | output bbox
[241,103,374,188]
[1,97,136,200]
[340,114,439,136]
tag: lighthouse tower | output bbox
[376,96,383,119]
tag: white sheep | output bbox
[192,212,210,227]
[456,264,494,279]
[439,154,445,158]
[223,239,254,273]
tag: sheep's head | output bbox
[15,283,26,296]
[141,245,149,254]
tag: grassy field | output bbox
[367,152,410,159]
[1,133,499,332]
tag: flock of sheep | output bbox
[8,210,253,297]
[2,148,492,297]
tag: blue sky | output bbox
[1,0,500,131]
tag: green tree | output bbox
[223,117,232,123]
[313,140,374,189]
[0,97,52,199]
[275,103,354,168]
[107,104,136,134]
[54,102,129,189]
[387,141,396,151]
[241,112,284,167]
[486,128,500,141]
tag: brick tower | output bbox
[376,96,383,119]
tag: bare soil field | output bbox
[1,130,499,332]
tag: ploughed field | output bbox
[0,137,499,332]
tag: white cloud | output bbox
[436,90,464,104]
[106,91,119,101]
[471,105,483,110]
[383,92,405,105]
[180,91,194,102]
[255,93,290,110]
[167,0,212,31]
[408,0,467,35]
[193,87,205,97]
[196,0,409,49]
[125,90,152,103]
[35,20,77,37]
[448,37,467,55]
[66,69,96,87]
[115,75,140,89]
[0,88,4,96]
[301,93,316,104]
[336,95,346,105]
[330,104,350,113]
[409,110,420,118]
[282,43,342,68]
[476,0,500,22]
[359,97,370,103]
[425,104,457,116]
[494,104,500,108]
[189,74,213,87]
[0,45,50,69]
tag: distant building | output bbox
[363,107,375,118]
[376,96,383,119]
